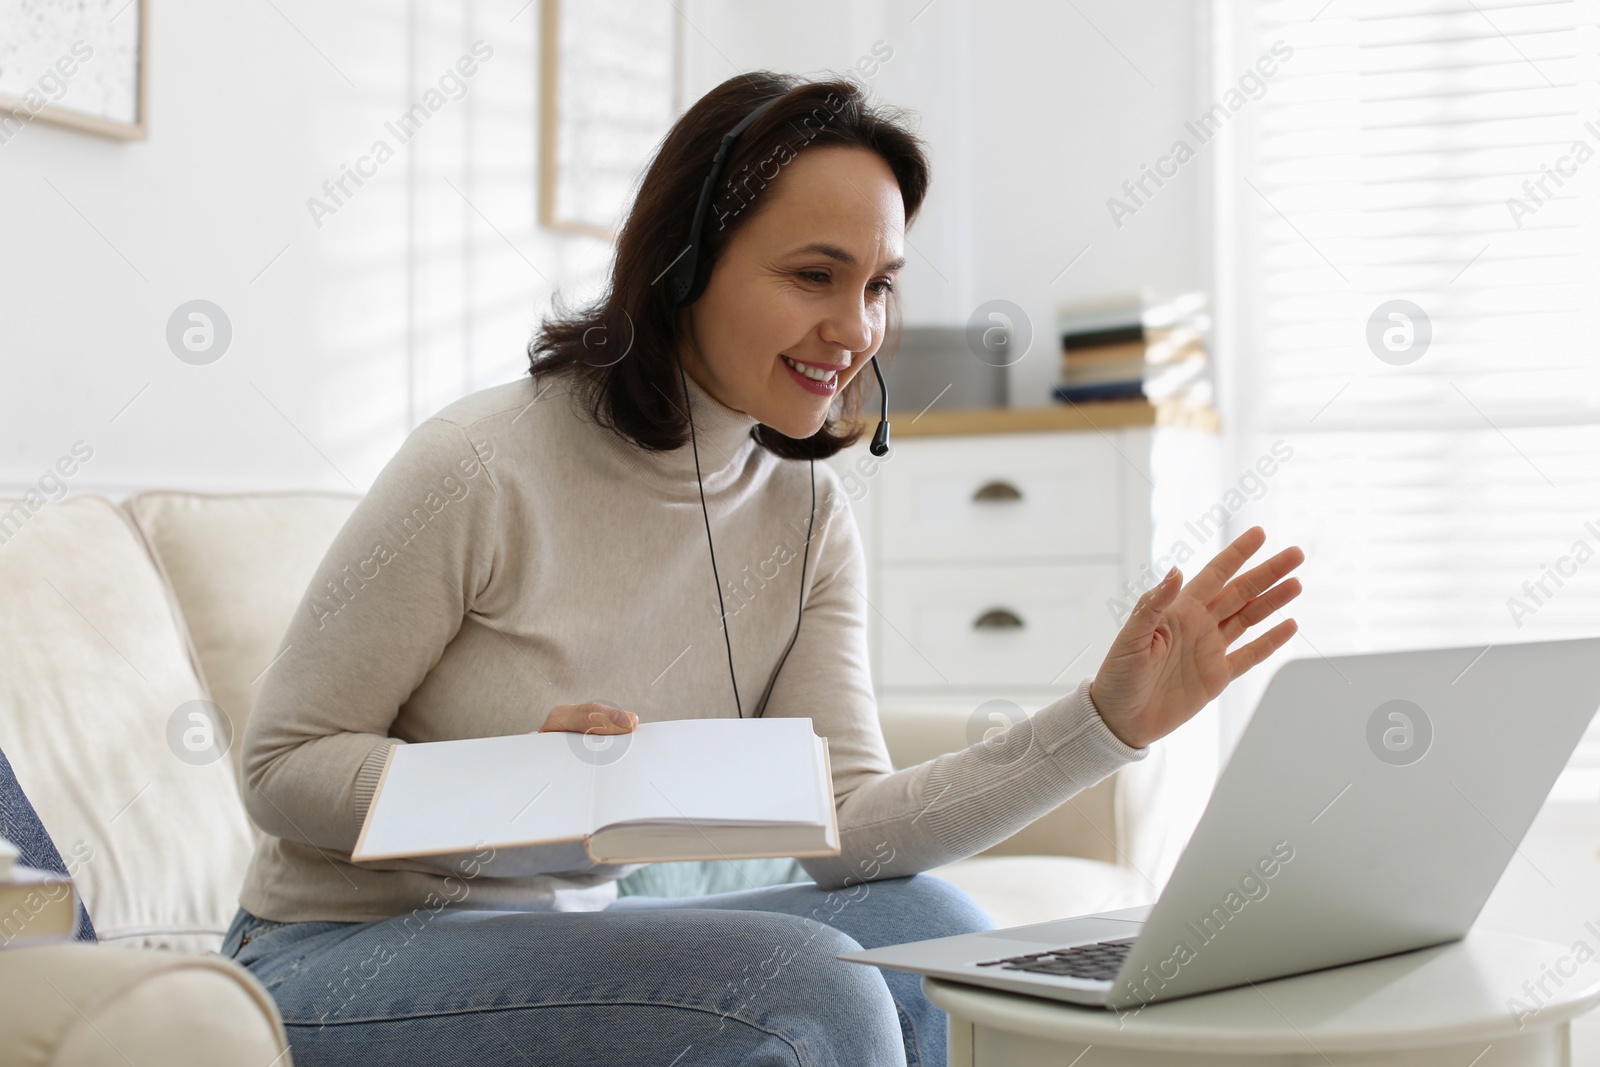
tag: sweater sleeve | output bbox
[769,470,1147,890]
[239,417,499,860]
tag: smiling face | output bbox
[675,145,907,440]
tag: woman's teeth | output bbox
[783,355,837,382]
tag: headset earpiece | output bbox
[668,96,782,309]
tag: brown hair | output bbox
[527,71,930,460]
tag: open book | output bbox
[351,717,838,876]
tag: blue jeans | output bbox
[218,873,993,1066]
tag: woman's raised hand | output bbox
[538,701,638,735]
[1089,526,1304,750]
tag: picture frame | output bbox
[538,0,680,240]
[0,0,149,141]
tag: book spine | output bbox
[1062,323,1145,350]
[1062,339,1149,365]
[1062,365,1146,387]
[1052,381,1147,403]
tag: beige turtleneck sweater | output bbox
[237,369,1146,923]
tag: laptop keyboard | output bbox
[973,937,1136,981]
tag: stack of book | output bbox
[0,834,82,947]
[1053,292,1211,407]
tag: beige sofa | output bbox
[0,489,1203,1065]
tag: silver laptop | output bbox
[839,637,1600,1011]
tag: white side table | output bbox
[926,928,1600,1067]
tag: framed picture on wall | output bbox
[0,0,149,140]
[538,0,680,240]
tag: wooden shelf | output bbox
[884,400,1220,438]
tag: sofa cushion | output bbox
[0,496,254,952]
[122,490,360,801]
[0,746,95,942]
[615,857,809,898]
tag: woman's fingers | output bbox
[1217,577,1303,645]
[1182,526,1269,604]
[1206,544,1305,622]
[1223,618,1299,680]
[538,701,637,734]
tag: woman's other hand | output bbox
[538,701,638,735]
[1090,526,1304,750]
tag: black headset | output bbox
[667,94,892,718]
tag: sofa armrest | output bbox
[0,942,291,1067]
[878,692,1222,887]
[1115,699,1220,890]
[877,699,1120,865]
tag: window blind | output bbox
[1217,0,1600,783]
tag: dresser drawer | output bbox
[876,563,1121,688]
[878,433,1123,563]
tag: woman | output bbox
[224,71,1304,1066]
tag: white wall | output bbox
[963,0,1210,405]
[1,0,1208,496]
[680,0,1209,406]
[1,0,613,497]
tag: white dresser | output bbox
[827,401,1225,881]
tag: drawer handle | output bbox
[972,480,1023,503]
[973,608,1024,630]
